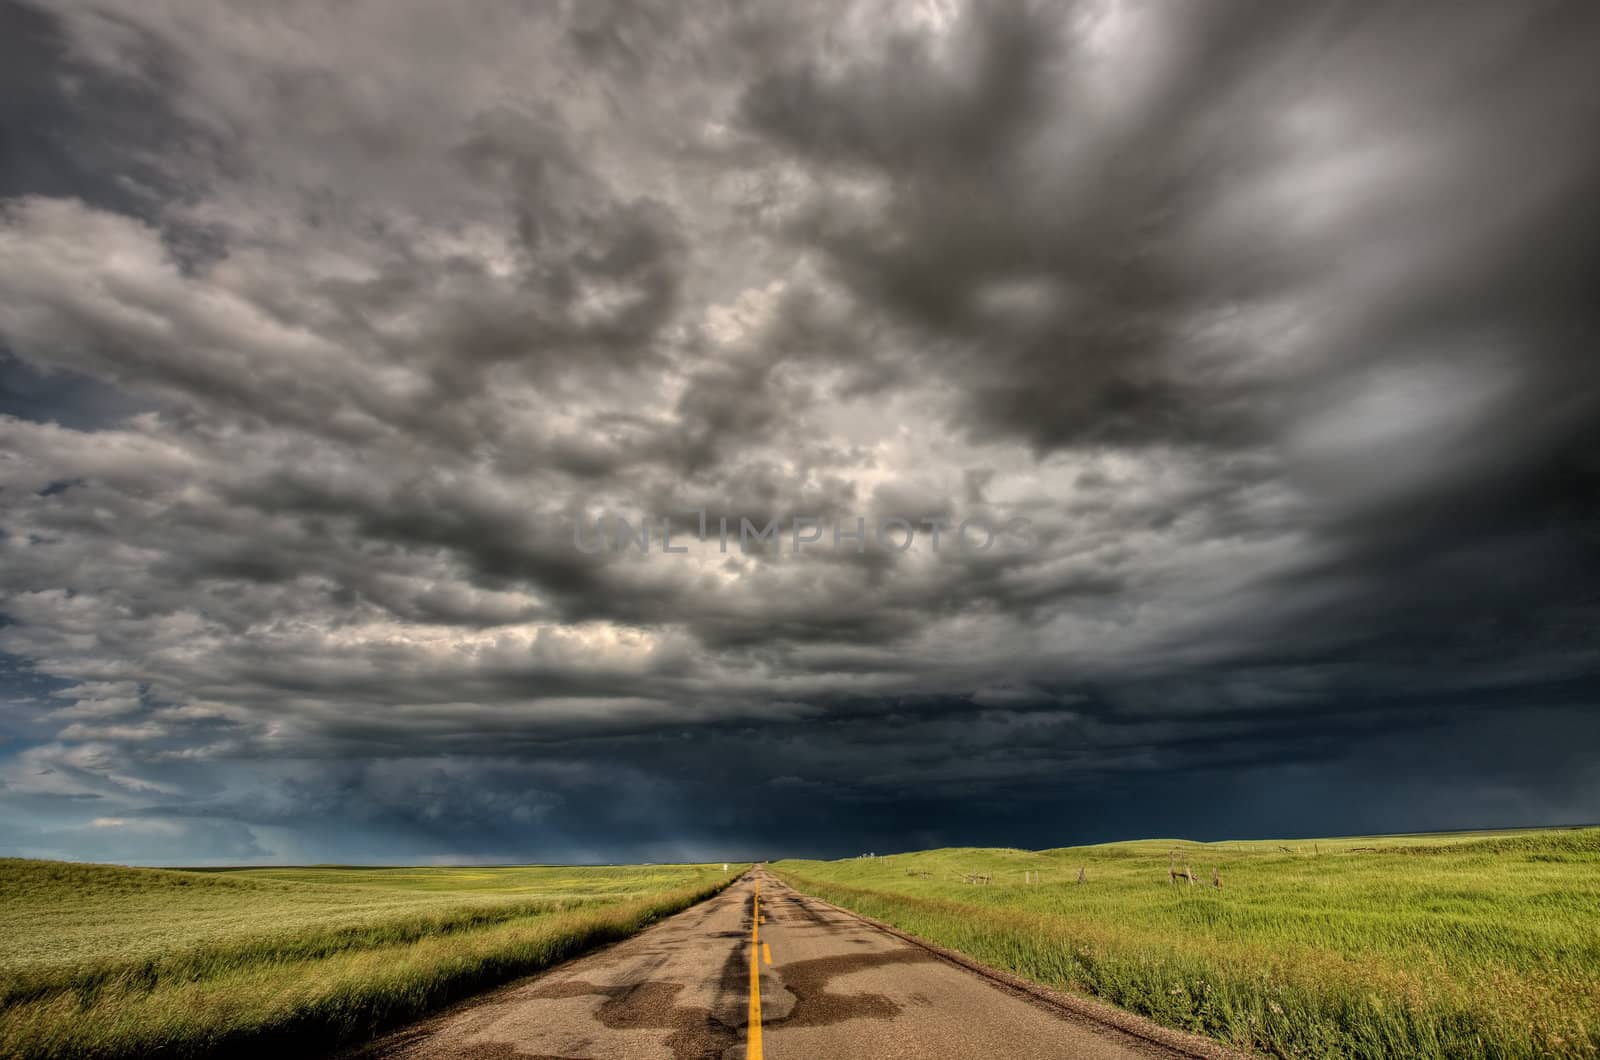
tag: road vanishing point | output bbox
[361,867,1240,1060]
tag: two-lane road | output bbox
[362,869,1228,1059]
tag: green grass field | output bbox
[0,858,743,1060]
[773,828,1600,1059]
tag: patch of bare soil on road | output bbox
[521,979,740,1060]
[766,949,937,1028]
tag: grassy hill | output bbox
[0,859,743,1059]
[773,827,1600,1059]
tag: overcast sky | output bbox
[1,0,1597,865]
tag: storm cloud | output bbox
[1,0,1597,863]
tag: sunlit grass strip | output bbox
[0,875,739,1060]
[3,894,599,1008]
[0,860,725,973]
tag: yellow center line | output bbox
[747,879,763,1060]
[762,942,772,966]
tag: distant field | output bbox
[0,859,743,1059]
[774,828,1600,1059]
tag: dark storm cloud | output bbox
[742,0,1600,455]
[0,3,181,210]
[0,0,1596,863]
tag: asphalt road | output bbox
[361,868,1227,1060]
